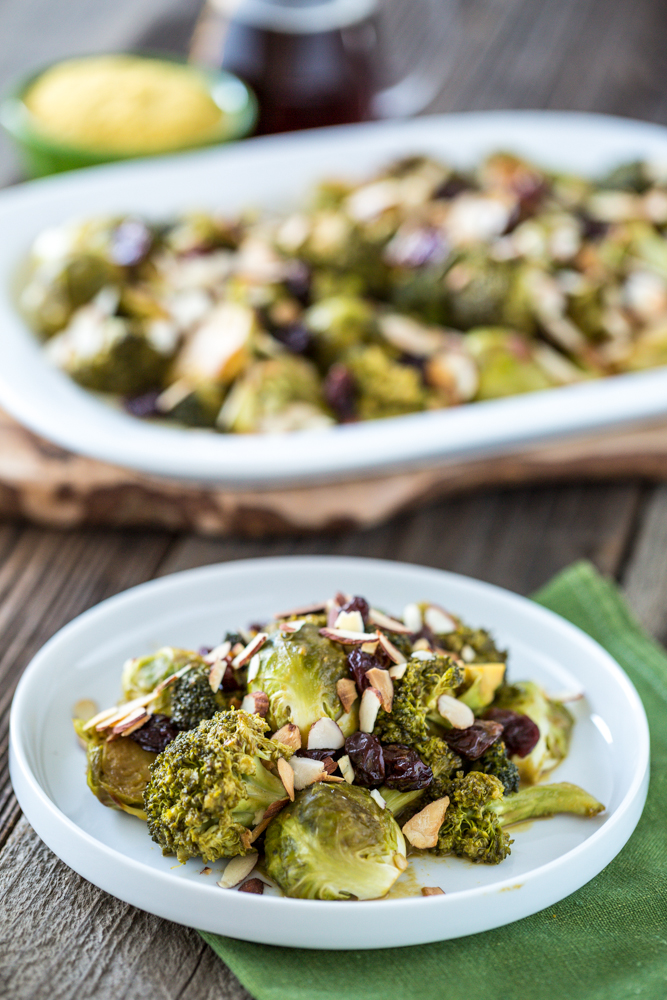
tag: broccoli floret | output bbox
[169,662,239,730]
[492,681,574,783]
[264,782,407,900]
[144,709,291,863]
[373,654,463,747]
[468,740,520,794]
[435,772,604,865]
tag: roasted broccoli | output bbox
[264,782,407,899]
[435,772,604,864]
[248,621,357,741]
[144,709,291,862]
[468,739,520,794]
[373,653,463,747]
[492,681,574,783]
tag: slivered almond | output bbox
[437,694,474,729]
[368,609,412,634]
[154,663,195,694]
[248,798,290,842]
[277,757,295,800]
[272,723,302,751]
[319,627,379,645]
[370,789,386,809]
[338,754,355,784]
[203,641,232,665]
[111,708,150,737]
[208,659,227,693]
[402,797,449,849]
[307,716,345,750]
[334,609,365,632]
[388,661,408,680]
[273,601,327,620]
[322,756,337,774]
[412,638,432,652]
[359,687,382,733]
[424,605,457,635]
[336,678,358,714]
[403,603,423,633]
[89,692,157,732]
[81,705,118,731]
[289,756,326,790]
[232,632,268,669]
[321,774,345,783]
[241,691,270,718]
[365,668,394,712]
[421,886,445,896]
[394,854,409,871]
[217,853,258,889]
[376,632,406,665]
[246,653,261,683]
[361,640,379,654]
[278,619,307,634]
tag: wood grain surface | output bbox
[2,1,667,998]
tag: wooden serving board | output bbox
[3,408,667,536]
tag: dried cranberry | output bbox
[579,213,609,241]
[324,364,357,422]
[348,648,386,692]
[220,663,242,692]
[345,732,385,787]
[283,261,312,305]
[110,218,154,267]
[382,744,433,791]
[128,714,181,753]
[272,323,312,354]
[340,596,370,624]
[296,748,344,763]
[484,708,539,757]
[124,390,160,418]
[441,720,504,760]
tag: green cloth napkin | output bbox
[200,561,667,1000]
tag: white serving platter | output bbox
[2,111,667,486]
[10,556,649,949]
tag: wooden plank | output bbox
[622,484,667,642]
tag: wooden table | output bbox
[2,1,667,996]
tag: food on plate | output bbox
[22,152,667,435]
[73,590,604,899]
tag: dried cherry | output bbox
[128,714,181,753]
[344,732,385,787]
[324,364,357,422]
[382,744,433,790]
[484,708,540,757]
[347,648,386,691]
[441,720,504,760]
[340,596,370,624]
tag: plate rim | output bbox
[9,555,650,948]
[2,110,667,485]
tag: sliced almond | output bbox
[319,627,379,645]
[402,797,449,849]
[412,637,432,652]
[361,640,379,654]
[246,653,261,684]
[338,754,355,784]
[321,774,345,783]
[217,853,258,889]
[241,691,270,718]
[89,692,157,732]
[549,689,584,703]
[208,659,227,694]
[200,867,213,875]
[421,886,445,896]
[359,687,382,733]
[272,722,302,751]
[403,603,423,633]
[72,699,98,723]
[232,632,268,669]
[424,605,457,635]
[394,853,409,871]
[365,668,394,712]
[154,663,195,694]
[238,878,265,894]
[278,619,308,634]
[411,650,435,661]
[307,716,345,750]
[112,708,150,737]
[437,694,474,730]
[334,609,365,633]
[277,757,295,801]
[336,678,359,714]
[289,756,326,790]
[273,601,327,620]
[322,756,338,774]
[248,798,290,843]
[368,608,412,634]
[388,661,408,680]
[460,644,476,663]
[370,789,386,810]
[376,632,407,666]
[202,641,231,665]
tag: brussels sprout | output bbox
[345,344,429,420]
[121,646,195,701]
[264,782,407,899]
[217,355,331,433]
[304,295,376,368]
[465,327,555,399]
[492,681,574,783]
[249,621,356,741]
[21,253,122,338]
[74,720,153,818]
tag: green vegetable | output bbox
[492,681,574,783]
[218,355,329,433]
[466,328,556,400]
[264,782,407,899]
[435,772,604,864]
[169,661,239,730]
[373,653,463,747]
[468,739,520,794]
[121,646,195,700]
[304,295,376,368]
[74,720,153,819]
[144,709,291,863]
[345,344,429,420]
[249,622,356,741]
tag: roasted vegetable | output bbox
[492,681,574,783]
[264,782,407,899]
[74,720,155,818]
[373,653,463,747]
[467,739,520,794]
[144,709,291,863]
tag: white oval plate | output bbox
[10,556,649,949]
[2,111,667,486]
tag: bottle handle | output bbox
[371,0,450,119]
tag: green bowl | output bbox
[0,53,258,178]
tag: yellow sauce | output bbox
[24,55,224,154]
